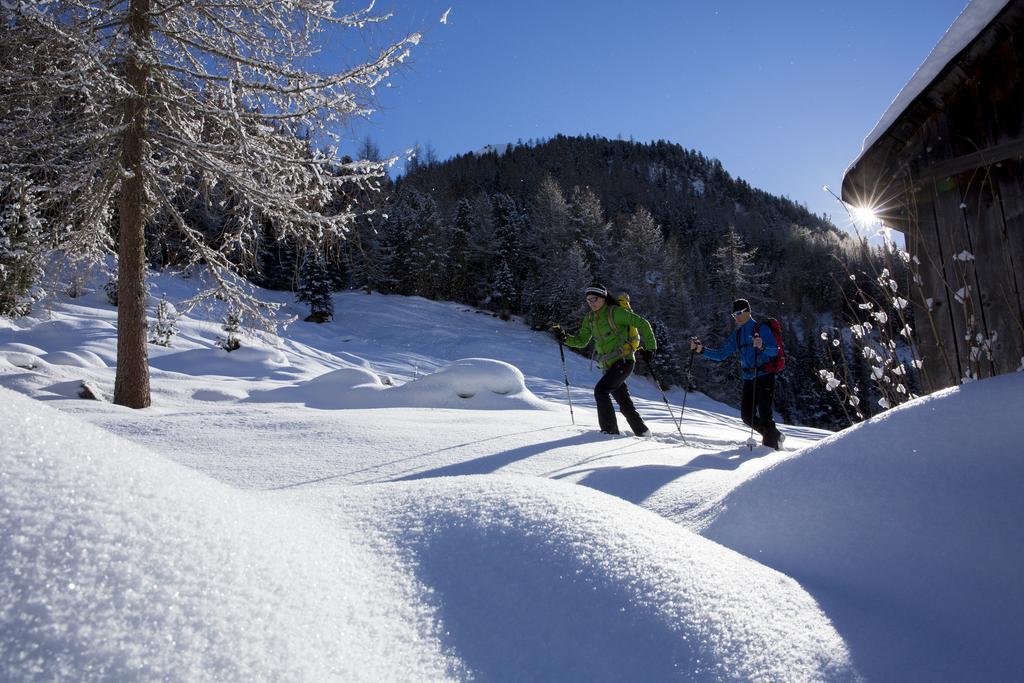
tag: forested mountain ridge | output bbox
[394,135,853,320]
[404,134,840,245]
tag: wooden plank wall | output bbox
[900,18,1024,388]
[909,179,966,389]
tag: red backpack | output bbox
[736,317,787,373]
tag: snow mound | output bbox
[252,358,551,411]
[307,366,385,390]
[0,387,458,681]
[41,349,107,368]
[0,342,46,355]
[0,350,43,369]
[150,344,290,378]
[395,358,545,409]
[351,476,859,682]
[247,364,388,408]
[6,318,115,349]
[704,372,1024,681]
[191,387,249,402]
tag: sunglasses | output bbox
[731,309,749,319]
[586,295,601,303]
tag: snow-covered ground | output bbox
[1,272,1022,681]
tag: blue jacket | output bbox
[702,318,779,380]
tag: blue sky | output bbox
[337,1,971,228]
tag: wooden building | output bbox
[842,0,1024,389]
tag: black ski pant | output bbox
[594,359,648,435]
[741,372,781,447]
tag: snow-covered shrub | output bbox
[817,236,921,423]
[149,298,177,347]
[217,309,242,352]
[104,279,118,307]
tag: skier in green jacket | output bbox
[553,284,657,436]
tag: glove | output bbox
[639,348,655,365]
[550,324,567,343]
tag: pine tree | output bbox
[374,188,445,298]
[522,176,574,283]
[523,243,591,329]
[490,193,526,313]
[149,297,178,347]
[405,190,446,299]
[104,279,119,307]
[569,186,608,281]
[0,176,44,317]
[1,2,421,407]
[296,250,334,323]
[447,199,474,303]
[711,226,769,308]
[256,223,300,292]
[217,309,242,352]
[491,259,517,319]
[465,193,498,305]
[615,206,666,312]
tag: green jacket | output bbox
[565,304,657,369]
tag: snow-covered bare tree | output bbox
[522,242,591,330]
[0,2,420,407]
[568,186,608,282]
[614,206,666,312]
[711,226,769,311]
[522,176,573,283]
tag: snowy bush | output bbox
[149,298,177,347]
[104,279,118,307]
[217,309,242,352]
[817,237,922,423]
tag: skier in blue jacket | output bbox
[689,298,785,450]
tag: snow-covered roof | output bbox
[852,0,1012,165]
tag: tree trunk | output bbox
[114,0,152,409]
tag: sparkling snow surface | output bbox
[0,388,460,681]
[2,272,1022,680]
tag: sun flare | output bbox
[851,205,879,227]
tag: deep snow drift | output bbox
[0,388,460,681]
[706,373,1024,681]
[1,276,1022,680]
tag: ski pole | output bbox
[645,357,683,437]
[678,348,696,425]
[747,340,760,450]
[557,339,575,425]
